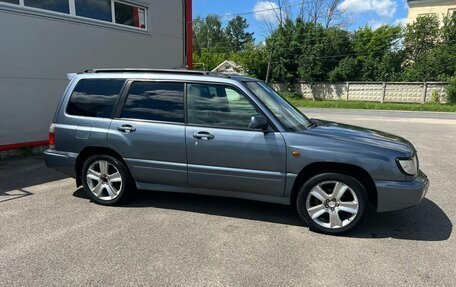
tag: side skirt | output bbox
[136,182,290,205]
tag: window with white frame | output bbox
[417,13,436,18]
[0,0,147,30]
[114,1,146,29]
[75,0,112,22]
[0,0,19,4]
[24,0,70,14]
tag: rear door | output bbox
[107,81,187,186]
[185,83,287,196]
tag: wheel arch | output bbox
[75,146,130,187]
[290,162,377,207]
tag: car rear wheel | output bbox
[82,155,134,205]
[296,173,367,235]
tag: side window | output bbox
[114,2,147,29]
[24,0,70,13]
[187,83,259,129]
[75,0,112,22]
[67,79,124,118]
[121,82,184,123]
[0,0,19,4]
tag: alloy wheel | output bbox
[305,181,359,229]
[86,160,123,201]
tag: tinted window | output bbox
[122,82,184,123]
[67,79,124,118]
[24,0,69,13]
[187,84,258,129]
[0,0,19,4]
[75,0,112,22]
[115,2,146,29]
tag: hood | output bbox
[305,119,415,155]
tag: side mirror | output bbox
[249,115,269,131]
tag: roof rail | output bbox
[83,68,210,76]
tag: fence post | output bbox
[346,82,350,101]
[381,82,386,103]
[422,82,428,103]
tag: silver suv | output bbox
[44,69,429,234]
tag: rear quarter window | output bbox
[66,79,124,118]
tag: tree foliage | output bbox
[402,15,456,82]
[192,13,456,88]
[225,16,255,52]
[192,15,228,54]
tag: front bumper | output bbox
[376,170,429,212]
[43,149,77,178]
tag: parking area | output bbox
[1,109,455,286]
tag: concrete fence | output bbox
[272,82,449,103]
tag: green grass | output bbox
[280,92,456,112]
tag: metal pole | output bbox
[422,82,428,104]
[265,40,274,83]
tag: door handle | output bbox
[117,124,136,133]
[193,131,214,140]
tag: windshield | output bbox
[245,81,312,132]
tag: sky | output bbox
[193,0,410,42]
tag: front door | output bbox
[185,83,286,196]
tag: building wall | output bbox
[0,0,187,148]
[407,0,456,24]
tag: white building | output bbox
[211,60,245,75]
[407,0,456,24]
[0,0,192,150]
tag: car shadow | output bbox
[73,189,452,242]
[73,188,304,227]
[350,198,452,241]
[0,156,67,201]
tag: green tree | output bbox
[329,57,359,82]
[192,49,228,70]
[349,25,403,81]
[269,19,301,86]
[225,16,254,53]
[232,44,269,79]
[404,15,440,62]
[441,14,456,44]
[268,19,352,85]
[403,15,456,81]
[192,14,228,55]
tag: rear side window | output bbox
[121,82,184,123]
[67,79,124,118]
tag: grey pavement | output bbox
[0,109,455,286]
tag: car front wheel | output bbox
[296,173,368,235]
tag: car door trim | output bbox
[188,164,285,182]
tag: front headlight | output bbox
[397,155,418,176]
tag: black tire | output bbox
[296,173,367,235]
[81,154,134,205]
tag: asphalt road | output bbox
[1,109,455,286]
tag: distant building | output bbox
[407,0,456,24]
[211,60,245,75]
[0,0,192,151]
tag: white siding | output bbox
[0,0,185,146]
